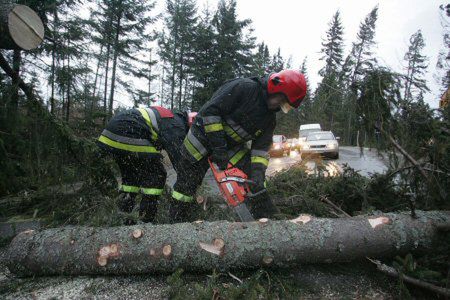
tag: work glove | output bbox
[249,166,266,194]
[210,148,229,170]
[247,193,279,219]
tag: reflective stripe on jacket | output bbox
[98,107,169,154]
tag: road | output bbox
[166,146,388,195]
[267,146,388,177]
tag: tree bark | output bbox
[0,3,44,50]
[108,10,122,120]
[4,210,449,277]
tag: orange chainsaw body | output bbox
[209,162,251,207]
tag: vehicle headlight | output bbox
[327,143,337,149]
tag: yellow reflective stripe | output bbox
[251,156,269,166]
[204,123,224,133]
[224,125,242,142]
[229,149,248,166]
[138,108,158,141]
[119,184,140,193]
[141,188,163,195]
[99,135,159,153]
[171,190,193,202]
[183,138,203,161]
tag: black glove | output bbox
[250,166,266,194]
[210,148,229,170]
[247,193,279,219]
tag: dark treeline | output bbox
[0,0,449,202]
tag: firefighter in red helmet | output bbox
[170,70,307,222]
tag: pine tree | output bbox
[403,30,429,103]
[107,0,156,117]
[344,6,378,87]
[158,0,197,110]
[297,57,314,124]
[211,0,255,90]
[190,5,217,109]
[319,10,344,77]
[437,4,449,92]
[89,0,156,119]
[314,10,345,131]
[252,42,270,75]
[269,48,285,72]
[341,6,378,144]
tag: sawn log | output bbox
[3,210,449,277]
[0,2,44,50]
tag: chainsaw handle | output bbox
[208,158,232,171]
[246,188,268,198]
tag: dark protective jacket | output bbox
[97,106,188,157]
[183,76,276,181]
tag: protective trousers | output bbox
[113,152,166,223]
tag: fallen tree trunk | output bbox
[0,2,44,50]
[3,211,449,277]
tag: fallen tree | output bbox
[3,210,449,277]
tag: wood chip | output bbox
[97,256,107,266]
[149,249,156,256]
[213,238,225,249]
[196,195,204,204]
[70,240,75,245]
[98,246,111,257]
[258,218,269,223]
[109,244,118,254]
[199,240,224,256]
[163,244,172,257]
[193,220,204,224]
[290,215,312,225]
[132,229,143,239]
[368,217,390,229]
[263,256,273,265]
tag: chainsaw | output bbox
[208,159,266,222]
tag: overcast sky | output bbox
[195,0,447,108]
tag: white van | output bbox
[299,124,322,142]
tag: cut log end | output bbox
[199,238,225,256]
[258,218,269,224]
[290,215,312,225]
[213,238,225,249]
[262,256,273,265]
[368,217,391,229]
[132,229,143,239]
[163,245,172,257]
[2,4,45,50]
[97,256,108,267]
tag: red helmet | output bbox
[267,70,307,108]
